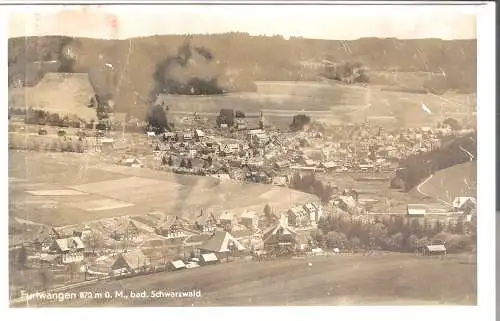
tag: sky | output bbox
[7,4,477,40]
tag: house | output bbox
[122,157,143,168]
[194,129,205,140]
[239,210,259,230]
[194,211,217,233]
[287,205,312,227]
[336,196,357,214]
[452,197,477,213]
[155,216,190,239]
[50,237,85,263]
[302,202,323,225]
[420,244,447,256]
[262,218,297,252]
[183,132,193,141]
[167,260,186,271]
[407,204,427,217]
[217,211,237,229]
[200,253,219,265]
[111,250,151,275]
[197,231,246,261]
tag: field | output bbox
[8,73,96,121]
[8,72,476,130]
[15,253,476,307]
[416,161,477,205]
[9,151,318,226]
[161,80,476,129]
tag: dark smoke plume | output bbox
[152,42,224,99]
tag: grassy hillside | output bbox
[9,34,476,117]
[14,253,476,307]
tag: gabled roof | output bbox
[169,260,186,269]
[114,250,149,270]
[201,253,218,262]
[53,237,85,252]
[425,244,446,252]
[262,220,297,244]
[198,231,245,253]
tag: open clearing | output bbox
[9,151,318,226]
[19,253,476,307]
[415,161,476,204]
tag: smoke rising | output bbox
[152,42,224,99]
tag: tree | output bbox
[82,231,104,255]
[147,105,171,134]
[290,114,311,131]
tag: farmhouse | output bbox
[49,236,85,264]
[287,206,310,227]
[155,216,190,239]
[111,249,151,275]
[197,231,246,261]
[262,218,297,252]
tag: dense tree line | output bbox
[311,214,475,254]
[289,172,335,204]
[18,108,85,128]
[322,61,370,84]
[392,133,477,191]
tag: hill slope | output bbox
[9,34,476,117]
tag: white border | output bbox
[1,2,495,321]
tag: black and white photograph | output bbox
[4,1,495,314]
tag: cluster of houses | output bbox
[135,117,465,193]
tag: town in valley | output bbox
[8,6,478,307]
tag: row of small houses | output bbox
[112,202,323,242]
[110,217,309,276]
